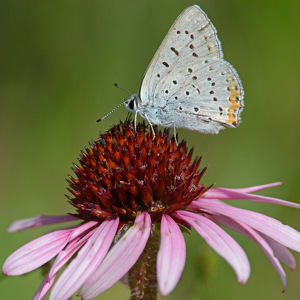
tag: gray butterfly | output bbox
[125,5,244,135]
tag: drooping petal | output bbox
[260,233,296,270]
[2,229,73,275]
[191,199,300,252]
[32,273,55,300]
[173,210,250,284]
[50,217,119,300]
[49,221,98,279]
[33,228,97,300]
[208,214,287,290]
[7,215,78,232]
[157,215,186,296]
[202,186,300,209]
[80,212,151,300]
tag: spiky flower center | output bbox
[67,122,208,225]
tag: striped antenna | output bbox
[96,83,132,123]
[96,101,126,123]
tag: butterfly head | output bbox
[125,94,139,113]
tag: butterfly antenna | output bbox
[96,101,126,123]
[114,83,133,96]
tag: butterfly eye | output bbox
[128,99,135,111]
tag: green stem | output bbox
[128,226,160,300]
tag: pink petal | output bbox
[157,215,186,296]
[209,214,287,290]
[2,229,73,275]
[7,215,78,232]
[173,210,250,284]
[260,233,296,270]
[191,199,300,252]
[203,186,300,209]
[50,217,119,300]
[80,212,151,300]
[32,273,55,300]
[227,182,282,193]
[33,228,97,300]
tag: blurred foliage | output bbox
[1,0,299,299]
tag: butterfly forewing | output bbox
[139,6,222,107]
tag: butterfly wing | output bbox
[139,5,244,133]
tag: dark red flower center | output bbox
[67,121,209,224]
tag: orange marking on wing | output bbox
[226,76,241,125]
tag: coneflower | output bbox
[3,121,300,300]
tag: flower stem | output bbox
[128,225,160,300]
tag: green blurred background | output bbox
[1,0,299,299]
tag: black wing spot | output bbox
[194,107,199,112]
[185,30,189,34]
[177,30,181,34]
[190,34,194,39]
[188,68,193,73]
[179,106,183,110]
[165,90,169,94]
[207,77,212,81]
[175,96,178,100]
[213,97,218,101]
[186,91,190,96]
[163,62,169,67]
[209,91,214,94]
[211,82,216,86]
[173,80,177,84]
[204,60,209,64]
[192,52,198,57]
[157,73,160,78]
[192,76,197,80]
[189,44,194,49]
[170,47,179,56]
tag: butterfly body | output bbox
[125,5,244,134]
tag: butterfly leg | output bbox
[134,110,138,131]
[143,113,156,139]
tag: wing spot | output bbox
[194,107,199,112]
[186,91,190,96]
[170,47,179,56]
[213,97,218,101]
[188,68,193,73]
[209,91,214,94]
[235,96,239,101]
[221,72,225,76]
[192,52,198,57]
[173,80,177,84]
[185,30,189,34]
[163,62,169,67]
[165,90,169,94]
[204,60,209,64]
[175,96,178,100]
[208,117,212,121]
[207,77,212,81]
[179,106,182,110]
[211,82,216,86]
[192,76,197,80]
[209,66,214,71]
[190,34,194,39]
[204,35,208,41]
[177,30,181,34]
[189,44,194,49]
[157,74,160,78]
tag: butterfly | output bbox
[124,5,244,135]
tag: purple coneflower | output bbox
[3,121,300,300]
